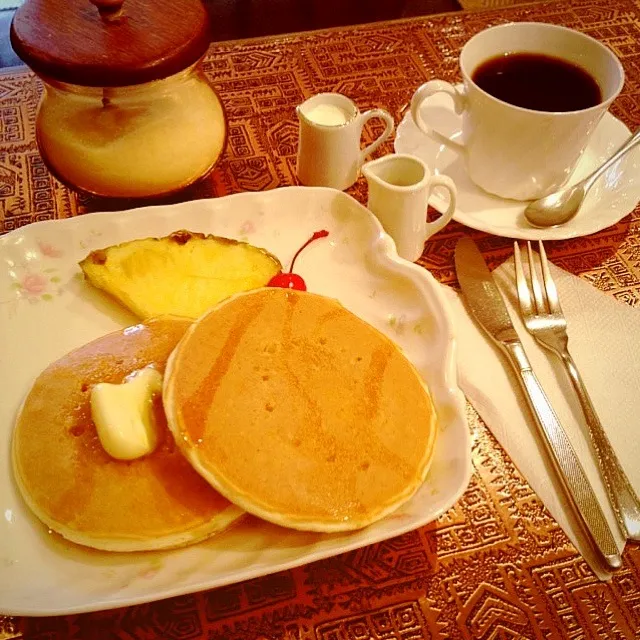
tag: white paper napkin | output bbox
[442,255,640,580]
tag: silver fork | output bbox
[514,240,640,542]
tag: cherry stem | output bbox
[288,230,329,273]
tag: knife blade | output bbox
[454,237,621,571]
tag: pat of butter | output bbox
[91,368,163,461]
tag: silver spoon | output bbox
[524,126,640,228]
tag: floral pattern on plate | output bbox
[2,239,66,303]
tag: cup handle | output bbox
[410,80,467,152]
[424,174,457,239]
[358,108,395,163]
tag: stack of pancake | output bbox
[12,288,438,551]
[12,316,244,552]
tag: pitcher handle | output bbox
[359,108,395,163]
[424,174,457,238]
[410,80,467,152]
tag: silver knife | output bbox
[454,237,621,571]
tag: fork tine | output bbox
[538,240,561,315]
[526,241,547,314]
[513,241,535,318]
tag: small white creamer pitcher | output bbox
[363,154,457,262]
[297,92,394,191]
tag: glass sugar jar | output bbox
[11,0,227,199]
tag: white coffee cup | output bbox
[410,22,625,201]
[296,93,395,191]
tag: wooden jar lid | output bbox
[10,0,211,87]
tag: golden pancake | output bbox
[12,316,244,552]
[164,288,438,532]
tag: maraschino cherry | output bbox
[268,230,329,291]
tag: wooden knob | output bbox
[89,0,124,22]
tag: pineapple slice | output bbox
[79,230,282,320]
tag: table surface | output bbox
[1,0,640,637]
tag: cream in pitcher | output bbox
[297,92,395,191]
[410,22,624,201]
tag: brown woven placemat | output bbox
[458,0,528,9]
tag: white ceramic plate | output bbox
[395,88,640,240]
[0,187,470,616]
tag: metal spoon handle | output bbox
[583,127,640,191]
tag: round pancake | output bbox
[12,316,244,552]
[164,288,438,532]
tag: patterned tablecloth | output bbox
[1,0,640,637]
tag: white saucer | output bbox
[394,89,640,241]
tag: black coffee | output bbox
[472,52,602,112]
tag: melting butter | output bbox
[91,368,163,460]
